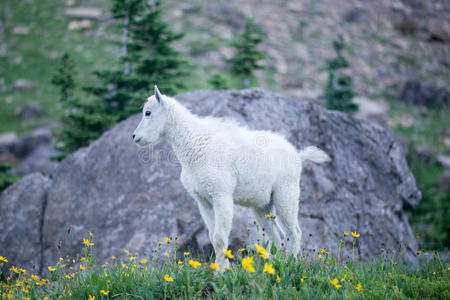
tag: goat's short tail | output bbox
[298,146,331,164]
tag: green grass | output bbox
[1,235,449,299]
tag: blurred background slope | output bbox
[0,0,448,249]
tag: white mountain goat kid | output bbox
[133,86,330,271]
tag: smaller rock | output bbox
[12,26,29,35]
[437,155,450,169]
[399,80,450,107]
[394,16,419,35]
[68,19,92,30]
[286,2,304,13]
[14,102,44,118]
[209,6,246,29]
[427,21,450,43]
[65,7,102,20]
[283,77,303,89]
[0,133,18,145]
[353,97,388,126]
[11,145,60,176]
[180,4,200,13]
[343,7,368,23]
[415,146,434,165]
[13,79,35,89]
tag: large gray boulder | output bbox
[0,173,51,274]
[0,89,421,274]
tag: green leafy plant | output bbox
[208,73,230,90]
[51,53,114,155]
[0,164,21,193]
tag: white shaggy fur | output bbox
[133,86,330,270]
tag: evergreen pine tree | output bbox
[130,1,188,96]
[52,53,114,154]
[84,0,187,123]
[83,0,145,122]
[324,36,358,113]
[227,18,266,87]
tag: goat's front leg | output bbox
[212,195,233,271]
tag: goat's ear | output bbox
[154,85,163,104]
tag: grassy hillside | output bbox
[1,234,449,299]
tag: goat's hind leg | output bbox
[272,183,301,257]
[251,202,284,251]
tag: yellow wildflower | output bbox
[263,263,275,275]
[48,266,56,272]
[89,231,93,237]
[130,256,136,261]
[19,268,26,274]
[123,249,130,255]
[255,243,269,259]
[184,252,190,256]
[100,290,109,295]
[79,265,85,270]
[111,256,116,260]
[140,259,148,264]
[276,275,281,282]
[341,274,347,282]
[318,248,326,254]
[88,296,95,300]
[223,248,234,259]
[238,248,245,252]
[351,231,360,238]
[417,250,423,255]
[343,230,349,236]
[210,263,219,271]
[164,274,174,282]
[59,257,64,261]
[158,241,163,246]
[356,283,363,291]
[318,254,322,260]
[164,252,169,257]
[226,266,232,271]
[177,260,182,265]
[165,237,172,244]
[242,257,255,272]
[80,257,86,261]
[0,256,8,263]
[10,266,20,273]
[83,238,94,247]
[330,278,341,290]
[65,275,71,279]
[31,275,39,281]
[188,260,201,269]
[265,212,275,219]
[122,263,128,269]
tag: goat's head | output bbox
[132,85,169,146]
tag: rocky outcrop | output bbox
[0,89,421,274]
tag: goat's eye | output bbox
[145,111,151,116]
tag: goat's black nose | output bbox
[132,134,135,140]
